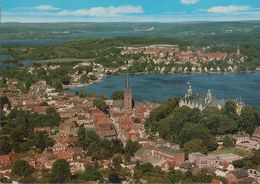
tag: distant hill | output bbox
[1,21,260,46]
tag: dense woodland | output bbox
[146,97,260,155]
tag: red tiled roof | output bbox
[211,179,222,184]
[252,127,260,139]
[57,151,73,160]
[219,161,229,168]
[32,105,49,113]
[0,155,11,165]
[57,137,78,144]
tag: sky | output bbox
[2,0,260,22]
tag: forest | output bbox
[146,97,260,155]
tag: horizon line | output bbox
[2,19,260,24]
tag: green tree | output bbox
[78,126,100,150]
[54,80,63,91]
[80,74,89,84]
[223,136,235,147]
[112,154,123,168]
[11,160,33,178]
[167,170,183,183]
[94,99,109,114]
[51,159,71,183]
[184,139,208,154]
[223,100,237,118]
[239,106,258,134]
[125,140,142,158]
[46,107,61,127]
[84,165,103,182]
[134,118,141,124]
[253,149,260,165]
[112,91,124,100]
[0,137,12,155]
[0,96,10,109]
[35,132,46,152]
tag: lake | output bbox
[0,31,144,46]
[0,55,36,69]
[69,73,260,108]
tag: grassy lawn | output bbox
[211,147,253,158]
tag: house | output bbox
[70,162,85,174]
[135,147,153,162]
[0,154,11,167]
[34,127,51,134]
[31,105,49,114]
[153,147,185,166]
[59,120,79,137]
[252,127,260,141]
[52,142,67,152]
[178,162,195,173]
[57,151,74,162]
[91,109,117,139]
[235,135,250,145]
[37,150,57,169]
[189,152,219,169]
[215,169,227,178]
[134,146,184,168]
[56,136,78,148]
[226,169,255,184]
[218,161,234,172]
[22,156,36,167]
[161,160,177,171]
[248,169,260,183]
[211,178,223,184]
[56,147,84,163]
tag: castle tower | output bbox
[206,89,213,103]
[123,75,132,113]
[187,84,193,97]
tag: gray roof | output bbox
[189,152,207,157]
[135,147,153,157]
[113,100,124,108]
[232,169,248,178]
[182,94,225,107]
[154,146,181,154]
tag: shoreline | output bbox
[65,71,260,90]
[63,78,103,89]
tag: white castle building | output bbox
[179,84,244,113]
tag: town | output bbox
[0,69,259,183]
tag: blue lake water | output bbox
[0,55,35,69]
[69,73,260,108]
[0,31,144,46]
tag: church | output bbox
[123,75,133,113]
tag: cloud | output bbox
[207,5,250,14]
[56,5,143,17]
[19,5,60,11]
[33,5,60,11]
[180,0,199,5]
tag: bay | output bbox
[69,73,260,107]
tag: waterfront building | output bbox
[179,84,225,110]
[179,84,244,112]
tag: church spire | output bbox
[125,74,131,91]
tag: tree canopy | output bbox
[51,159,71,183]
